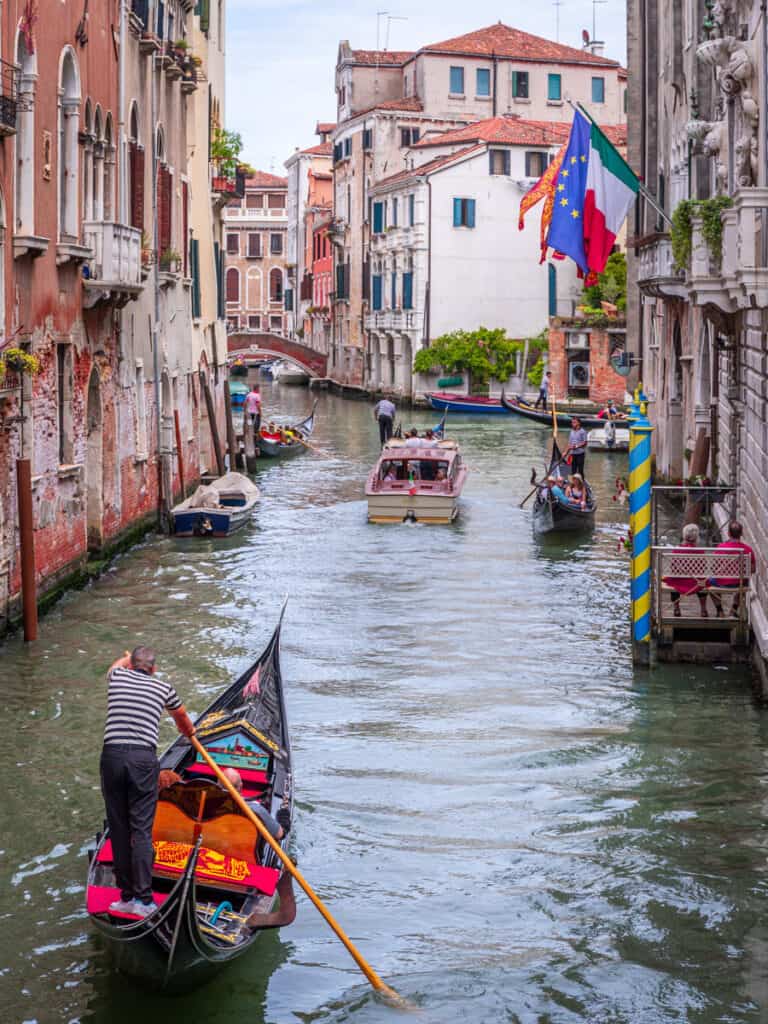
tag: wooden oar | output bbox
[190,736,407,1007]
[292,435,333,459]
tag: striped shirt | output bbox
[104,667,183,749]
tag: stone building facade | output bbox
[0,0,232,634]
[627,0,768,678]
[222,172,287,336]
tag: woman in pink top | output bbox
[709,521,756,617]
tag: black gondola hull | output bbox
[500,390,610,429]
[257,403,317,458]
[532,496,596,534]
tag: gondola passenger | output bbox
[221,768,290,840]
[568,474,587,510]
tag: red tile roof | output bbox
[348,48,414,66]
[373,145,484,189]
[300,142,333,156]
[245,171,288,188]
[413,115,627,149]
[421,23,620,67]
[315,121,336,134]
[338,95,424,126]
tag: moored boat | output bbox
[171,472,260,536]
[229,379,250,409]
[272,360,309,386]
[425,392,506,414]
[366,437,468,524]
[86,606,295,992]
[587,424,630,451]
[532,439,596,534]
[257,403,317,458]
[500,390,617,429]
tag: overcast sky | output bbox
[225,1,627,175]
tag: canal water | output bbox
[0,385,764,1024]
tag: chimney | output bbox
[584,39,605,57]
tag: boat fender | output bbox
[210,900,233,926]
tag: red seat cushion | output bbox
[185,762,269,794]
[87,884,168,918]
[97,839,279,897]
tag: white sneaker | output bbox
[108,898,136,914]
[131,900,155,918]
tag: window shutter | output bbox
[403,272,413,309]
[191,238,201,318]
[226,267,239,303]
[198,0,210,32]
[130,143,145,230]
[409,193,415,226]
[216,242,225,319]
[391,272,397,308]
[525,152,532,177]
[512,70,518,96]
[548,263,557,317]
[504,151,510,176]
[158,165,172,253]
[363,128,372,150]
[182,181,189,276]
[466,199,476,228]
[373,201,383,233]
[284,287,293,312]
[372,275,382,310]
[453,197,462,227]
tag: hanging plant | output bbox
[699,195,733,264]
[1,347,40,375]
[670,199,696,270]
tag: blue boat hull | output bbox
[426,394,507,415]
[172,503,254,537]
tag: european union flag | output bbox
[547,111,591,274]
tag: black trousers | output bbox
[248,412,261,433]
[378,416,393,445]
[571,452,585,477]
[100,745,159,904]
[534,389,548,409]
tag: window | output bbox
[512,70,529,99]
[333,142,342,163]
[284,287,293,312]
[392,197,398,227]
[548,263,557,317]
[391,271,397,308]
[452,197,476,228]
[226,267,240,303]
[58,48,81,239]
[408,193,415,226]
[449,66,464,95]
[400,127,420,147]
[344,137,352,157]
[403,271,413,310]
[623,88,628,114]
[128,104,144,232]
[248,315,261,330]
[226,233,239,254]
[270,233,283,254]
[547,74,562,101]
[489,149,511,176]
[372,274,383,310]
[16,34,37,236]
[247,193,263,209]
[270,268,283,302]
[190,236,201,317]
[476,68,491,97]
[268,193,285,209]
[362,128,372,150]
[57,345,74,464]
[372,201,385,234]
[134,363,147,457]
[592,77,605,103]
[525,152,547,178]
[248,233,261,257]
[270,315,282,332]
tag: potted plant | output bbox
[159,247,181,273]
[210,127,244,181]
[1,347,40,375]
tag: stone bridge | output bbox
[227,332,327,378]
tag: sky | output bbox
[225,0,627,175]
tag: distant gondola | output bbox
[532,438,597,534]
[257,402,317,458]
[86,605,294,992]
[425,392,507,414]
[500,389,614,429]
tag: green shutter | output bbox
[453,198,462,227]
[191,238,201,318]
[198,0,210,32]
[466,199,476,228]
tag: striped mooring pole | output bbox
[629,387,654,651]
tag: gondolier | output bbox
[374,396,396,446]
[244,385,262,432]
[564,417,588,477]
[100,647,196,917]
[534,371,552,410]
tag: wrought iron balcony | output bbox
[82,221,143,308]
[0,58,18,137]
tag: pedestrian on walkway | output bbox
[534,371,552,410]
[564,416,588,477]
[374,396,396,446]
[244,385,262,433]
[100,647,196,918]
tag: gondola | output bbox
[500,389,615,429]
[86,604,294,992]
[257,402,317,458]
[425,392,507,414]
[532,438,597,534]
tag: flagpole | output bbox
[566,98,672,226]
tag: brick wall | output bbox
[548,324,628,404]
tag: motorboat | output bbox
[171,473,260,537]
[366,437,468,524]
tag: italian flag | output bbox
[583,123,639,275]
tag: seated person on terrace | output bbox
[708,521,756,618]
[221,767,290,840]
[662,523,709,618]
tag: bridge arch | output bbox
[227,332,327,379]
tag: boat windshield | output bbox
[380,459,449,482]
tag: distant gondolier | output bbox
[534,371,552,410]
[564,416,588,477]
[100,647,196,917]
[374,397,396,446]
[244,385,262,432]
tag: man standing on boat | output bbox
[534,371,552,410]
[244,385,262,433]
[374,396,396,446]
[564,416,588,477]
[100,648,196,917]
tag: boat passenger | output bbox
[405,428,422,448]
[101,647,196,918]
[383,463,397,483]
[550,479,569,503]
[568,474,587,510]
[221,767,289,840]
[435,468,447,482]
[261,422,282,441]
[662,523,709,618]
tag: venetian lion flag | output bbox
[518,143,567,263]
[548,111,639,277]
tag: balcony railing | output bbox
[635,234,686,300]
[0,58,18,137]
[652,546,751,641]
[82,221,143,307]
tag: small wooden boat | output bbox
[87,605,294,992]
[500,390,616,429]
[532,439,596,534]
[366,437,468,524]
[425,392,507,415]
[587,424,630,451]
[171,472,260,536]
[257,403,317,458]
[272,360,309,386]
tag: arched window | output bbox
[156,124,172,256]
[58,48,81,240]
[671,320,683,402]
[128,102,144,231]
[103,113,114,220]
[226,267,240,303]
[15,32,37,236]
[269,268,283,303]
[93,105,104,221]
[82,100,93,222]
